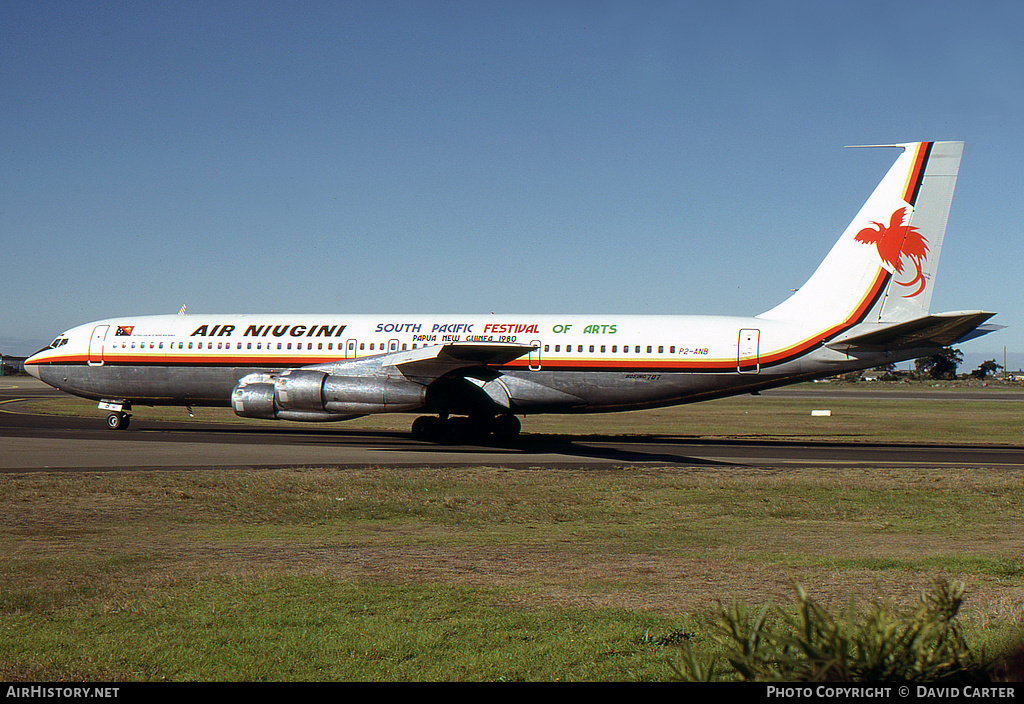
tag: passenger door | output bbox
[88,325,109,366]
[737,328,760,374]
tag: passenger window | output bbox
[611,345,617,353]
[658,346,664,354]
[555,345,560,353]
[589,345,595,353]
[600,345,606,353]
[646,346,652,354]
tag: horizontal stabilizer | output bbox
[825,311,999,352]
[953,323,1006,344]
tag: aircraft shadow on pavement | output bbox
[121,421,744,466]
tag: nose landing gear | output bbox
[99,400,132,430]
[105,411,131,430]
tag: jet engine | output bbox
[231,369,426,422]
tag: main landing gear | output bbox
[410,413,521,443]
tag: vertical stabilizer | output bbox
[758,141,963,326]
[870,141,962,321]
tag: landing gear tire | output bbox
[410,414,521,444]
[491,413,521,441]
[411,415,442,441]
[106,412,131,430]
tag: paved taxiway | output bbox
[3,377,1024,472]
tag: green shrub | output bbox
[673,580,1001,682]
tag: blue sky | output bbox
[3,1,1021,369]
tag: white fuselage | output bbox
[25,310,897,414]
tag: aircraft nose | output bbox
[24,361,40,379]
[23,350,43,379]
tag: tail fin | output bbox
[759,141,963,325]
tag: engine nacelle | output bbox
[275,369,330,412]
[231,374,278,419]
[322,375,425,414]
[231,370,426,421]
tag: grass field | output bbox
[2,386,1023,680]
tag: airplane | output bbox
[25,141,1000,441]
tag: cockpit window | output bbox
[50,337,69,348]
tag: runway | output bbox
[3,377,1024,472]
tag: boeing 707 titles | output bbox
[26,142,1000,441]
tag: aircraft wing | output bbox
[308,342,537,382]
[387,342,536,377]
[825,311,1001,353]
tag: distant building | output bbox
[0,355,26,375]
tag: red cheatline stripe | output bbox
[505,267,892,374]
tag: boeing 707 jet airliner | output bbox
[25,142,1000,440]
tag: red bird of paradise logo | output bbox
[854,207,929,297]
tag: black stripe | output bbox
[906,141,933,207]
